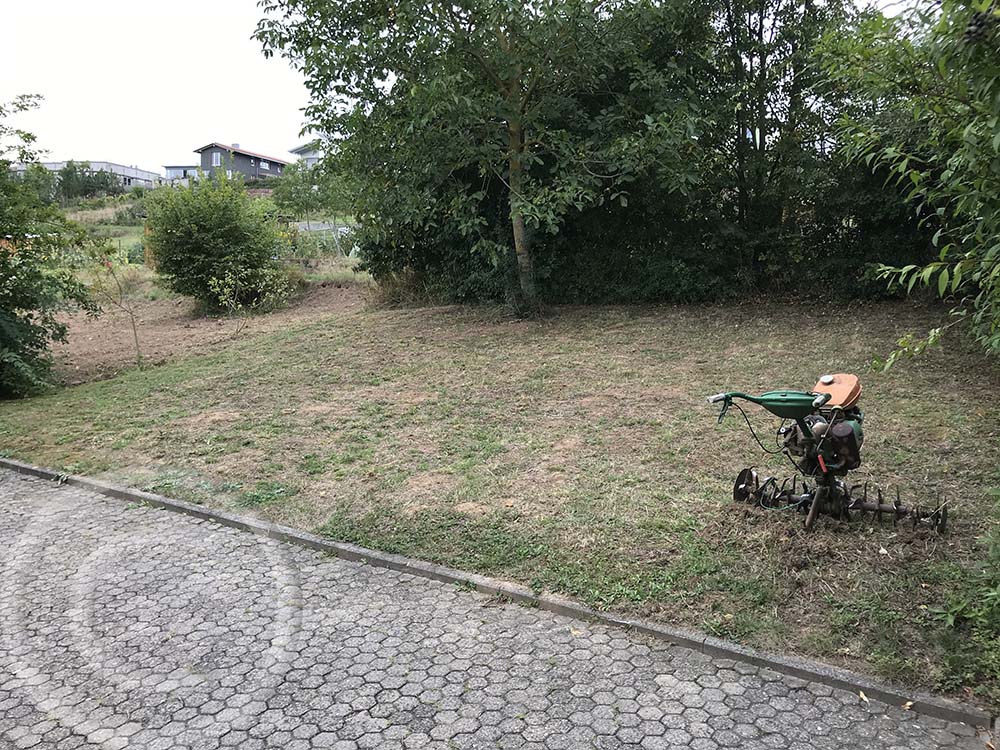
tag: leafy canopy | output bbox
[256,0,707,306]
[271,160,350,220]
[0,96,95,398]
[54,161,125,204]
[821,0,1000,355]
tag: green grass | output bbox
[1,298,998,709]
[88,223,145,249]
[296,255,372,287]
[239,480,298,508]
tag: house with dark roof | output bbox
[194,142,290,181]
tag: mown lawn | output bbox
[2,297,998,709]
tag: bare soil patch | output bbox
[54,284,364,384]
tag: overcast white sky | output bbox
[2,0,310,174]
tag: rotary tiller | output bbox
[707,373,948,532]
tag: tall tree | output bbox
[256,0,704,310]
[56,161,124,204]
[710,0,852,274]
[271,161,323,227]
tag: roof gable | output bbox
[193,142,290,166]
[289,140,322,155]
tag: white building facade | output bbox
[12,161,162,189]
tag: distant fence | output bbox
[289,222,357,259]
[292,221,348,233]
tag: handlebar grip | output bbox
[812,392,832,408]
[707,393,728,404]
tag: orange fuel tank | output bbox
[813,373,861,408]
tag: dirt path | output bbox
[54,284,364,385]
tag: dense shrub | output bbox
[0,170,95,397]
[330,0,934,307]
[113,201,146,224]
[360,155,932,305]
[145,174,287,308]
[821,1,1000,355]
[210,266,293,311]
[359,227,509,305]
[125,242,145,265]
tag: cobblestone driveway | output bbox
[0,471,986,749]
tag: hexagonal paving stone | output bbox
[0,471,988,750]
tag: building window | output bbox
[226,170,232,179]
[250,159,255,166]
[212,152,221,167]
[261,161,270,170]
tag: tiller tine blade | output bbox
[732,471,948,533]
[842,484,949,533]
[733,468,759,504]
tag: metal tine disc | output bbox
[733,468,759,505]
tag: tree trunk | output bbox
[724,0,749,228]
[330,214,342,256]
[128,311,142,369]
[750,2,769,278]
[507,120,536,311]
